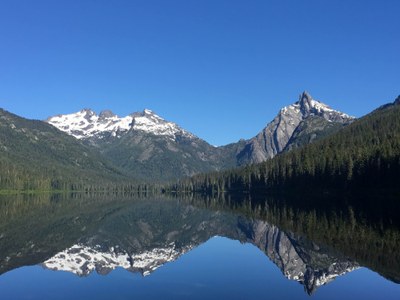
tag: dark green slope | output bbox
[171,96,400,194]
[0,109,128,190]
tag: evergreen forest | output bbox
[169,98,400,195]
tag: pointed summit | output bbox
[237,92,355,164]
[300,91,312,102]
[296,91,333,115]
[297,91,315,114]
[293,91,353,122]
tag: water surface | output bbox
[0,193,398,299]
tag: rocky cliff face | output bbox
[284,116,346,152]
[238,219,358,294]
[237,91,354,165]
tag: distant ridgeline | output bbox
[169,96,400,195]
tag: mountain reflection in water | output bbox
[0,193,399,298]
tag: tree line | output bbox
[168,100,400,195]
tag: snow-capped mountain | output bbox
[46,109,132,139]
[236,91,354,164]
[47,108,229,180]
[46,108,194,141]
[43,242,193,277]
[44,91,355,179]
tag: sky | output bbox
[0,0,399,146]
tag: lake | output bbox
[0,193,399,299]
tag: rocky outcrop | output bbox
[284,116,346,152]
[237,91,354,165]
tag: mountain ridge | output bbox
[45,91,353,148]
[44,91,354,180]
[46,108,195,141]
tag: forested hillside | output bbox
[170,97,400,194]
[0,109,130,191]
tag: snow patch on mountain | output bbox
[131,109,194,139]
[308,265,359,289]
[288,91,354,122]
[42,243,193,277]
[46,109,194,140]
[46,109,132,139]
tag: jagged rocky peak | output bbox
[298,91,314,113]
[288,91,353,122]
[237,91,355,164]
[301,90,312,101]
[276,91,353,127]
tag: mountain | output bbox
[0,108,127,190]
[46,91,352,180]
[236,91,354,165]
[175,95,400,195]
[47,108,239,180]
[1,91,353,187]
[46,108,195,144]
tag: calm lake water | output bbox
[0,193,399,299]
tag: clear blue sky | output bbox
[0,0,399,146]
